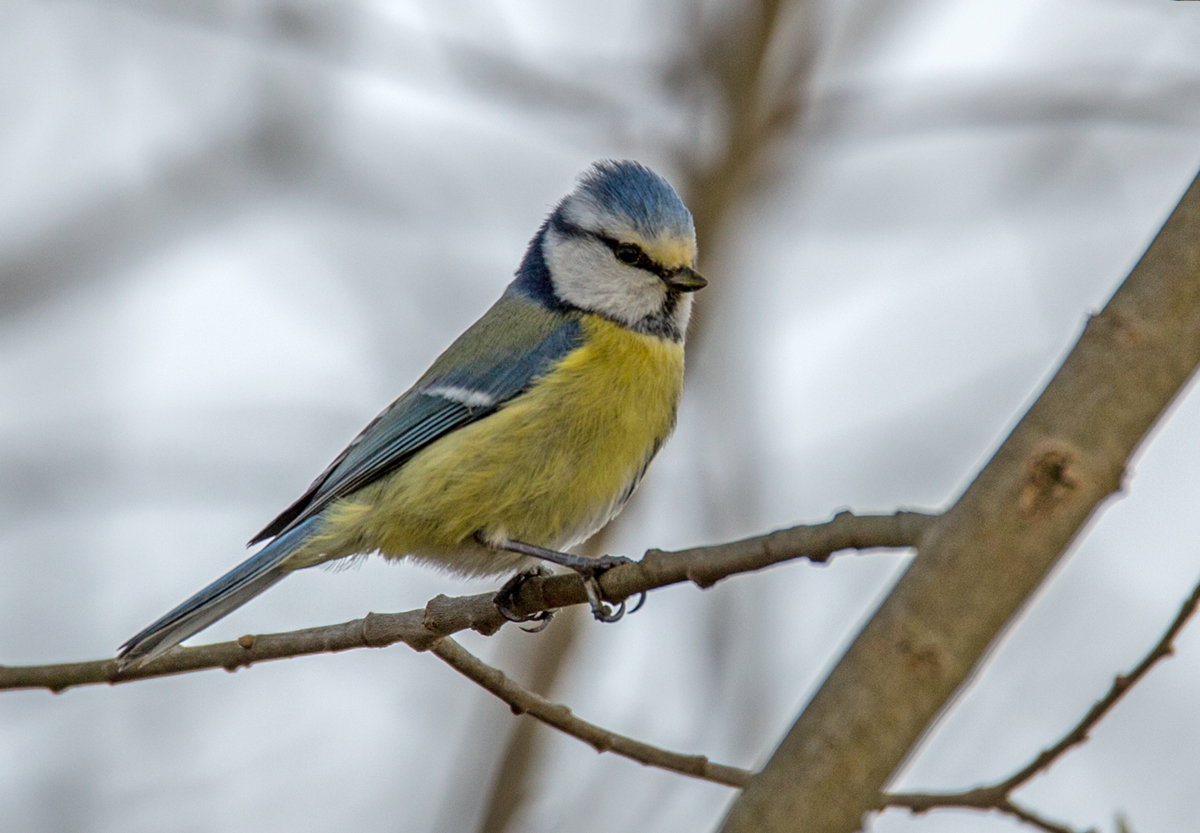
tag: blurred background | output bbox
[3,0,1200,831]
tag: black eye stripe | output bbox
[550,217,677,281]
[594,234,670,279]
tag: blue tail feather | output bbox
[117,517,321,667]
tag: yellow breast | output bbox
[301,315,685,576]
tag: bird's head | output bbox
[540,160,705,341]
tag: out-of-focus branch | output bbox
[677,0,810,233]
[719,167,1200,833]
[431,637,751,789]
[474,556,587,833]
[672,0,817,349]
[881,573,1200,833]
[0,510,934,694]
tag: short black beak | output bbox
[664,267,708,292]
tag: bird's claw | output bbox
[493,566,555,632]
[577,554,644,623]
[582,575,625,622]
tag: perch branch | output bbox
[0,510,934,693]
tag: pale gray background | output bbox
[2,0,1200,831]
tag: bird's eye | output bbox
[615,244,641,264]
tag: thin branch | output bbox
[0,510,934,694]
[884,790,1088,833]
[881,573,1200,833]
[430,637,752,789]
[1003,800,1095,833]
[1001,575,1200,790]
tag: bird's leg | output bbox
[485,536,643,623]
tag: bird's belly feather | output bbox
[293,315,684,576]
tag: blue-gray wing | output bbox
[249,291,582,544]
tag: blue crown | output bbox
[576,160,694,239]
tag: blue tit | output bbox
[118,160,706,666]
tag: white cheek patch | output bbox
[423,385,497,408]
[544,229,666,327]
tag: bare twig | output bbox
[1000,577,1200,790]
[881,574,1200,833]
[430,637,752,788]
[999,800,1090,833]
[884,789,1088,833]
[0,510,934,694]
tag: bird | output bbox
[118,159,706,667]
